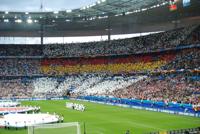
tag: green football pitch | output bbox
[31,125,78,134]
[0,100,200,134]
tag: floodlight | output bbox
[54,11,58,14]
[4,19,9,23]
[27,19,33,23]
[66,10,72,13]
[15,19,22,23]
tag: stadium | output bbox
[0,0,200,134]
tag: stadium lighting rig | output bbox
[0,0,183,25]
[15,19,22,23]
[27,19,33,24]
[34,20,39,23]
[4,19,9,23]
[66,9,72,13]
[97,0,106,4]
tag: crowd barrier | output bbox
[77,96,200,117]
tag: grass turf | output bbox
[33,126,78,134]
[0,100,200,134]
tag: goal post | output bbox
[28,122,81,134]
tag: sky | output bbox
[0,0,97,12]
[0,32,162,44]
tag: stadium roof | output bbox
[0,0,96,12]
[0,0,167,20]
[0,0,200,37]
[71,0,167,17]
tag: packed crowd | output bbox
[0,25,199,106]
[0,59,41,76]
[43,25,198,57]
[0,79,33,98]
[0,47,198,76]
[27,75,144,98]
[0,75,145,98]
[0,73,199,105]
[161,48,200,70]
[0,25,199,57]
[111,73,200,104]
[40,54,169,75]
[0,45,43,57]
[182,25,200,45]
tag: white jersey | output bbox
[66,102,85,111]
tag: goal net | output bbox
[28,122,81,134]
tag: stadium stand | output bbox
[43,25,198,57]
[111,73,200,104]
[1,0,200,133]
[0,47,199,76]
[0,25,199,58]
[0,25,199,107]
